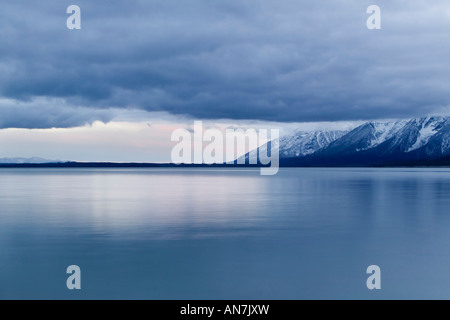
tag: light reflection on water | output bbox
[0,168,450,299]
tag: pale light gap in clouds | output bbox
[0,109,359,162]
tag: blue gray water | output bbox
[0,168,449,299]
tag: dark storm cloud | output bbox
[0,98,113,129]
[0,0,450,128]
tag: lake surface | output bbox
[0,168,449,299]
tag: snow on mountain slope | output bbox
[279,130,348,158]
[320,121,396,155]
[441,129,450,155]
[240,129,348,163]
[368,120,408,149]
[406,117,445,152]
[377,117,449,155]
[318,117,450,156]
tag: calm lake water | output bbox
[0,168,449,299]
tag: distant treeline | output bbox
[0,162,264,168]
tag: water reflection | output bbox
[0,168,450,299]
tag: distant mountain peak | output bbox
[240,128,349,163]
[363,119,409,151]
[0,157,61,164]
[279,129,348,158]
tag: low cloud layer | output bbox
[1,0,450,128]
[0,98,113,129]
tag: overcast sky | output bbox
[0,1,449,160]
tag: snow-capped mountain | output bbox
[283,116,450,166]
[382,117,450,156]
[315,119,409,157]
[279,130,348,158]
[359,120,408,151]
[241,116,450,166]
[239,129,348,163]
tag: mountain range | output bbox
[0,157,60,164]
[245,116,450,167]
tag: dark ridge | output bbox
[0,162,266,168]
